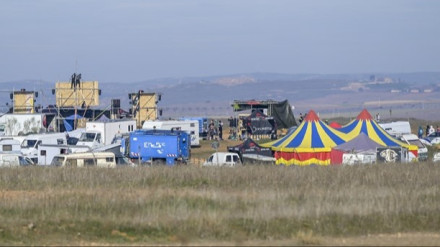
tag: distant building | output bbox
[390,89,401,93]
[410,89,420,93]
[424,89,433,93]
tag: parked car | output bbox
[203,152,242,167]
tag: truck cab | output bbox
[77,131,102,149]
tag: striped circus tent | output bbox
[339,109,418,157]
[263,110,350,166]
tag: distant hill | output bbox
[1,72,439,119]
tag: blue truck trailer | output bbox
[122,129,190,165]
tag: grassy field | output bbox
[1,117,440,245]
[1,163,440,245]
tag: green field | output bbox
[1,164,440,245]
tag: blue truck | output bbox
[121,129,191,165]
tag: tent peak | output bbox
[304,110,320,121]
[357,109,373,120]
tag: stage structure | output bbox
[53,73,101,129]
[129,90,162,128]
[11,89,38,114]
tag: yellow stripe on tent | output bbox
[275,157,331,166]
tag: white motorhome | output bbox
[0,113,52,136]
[37,144,91,165]
[203,152,242,167]
[76,120,136,149]
[379,121,428,162]
[50,152,117,168]
[142,120,200,146]
[20,132,68,163]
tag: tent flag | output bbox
[338,109,418,153]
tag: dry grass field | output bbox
[1,163,440,245]
[1,117,440,245]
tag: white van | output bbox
[0,153,34,167]
[203,152,242,167]
[50,152,117,168]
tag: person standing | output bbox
[218,120,223,140]
[418,126,424,138]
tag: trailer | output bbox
[122,129,190,166]
[76,119,137,149]
[142,120,199,146]
[0,113,54,136]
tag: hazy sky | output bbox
[1,0,439,83]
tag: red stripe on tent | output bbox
[275,151,331,162]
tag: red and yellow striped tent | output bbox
[263,110,350,166]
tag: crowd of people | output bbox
[206,119,223,141]
[418,125,440,138]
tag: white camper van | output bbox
[50,152,117,168]
[20,132,68,163]
[142,120,200,146]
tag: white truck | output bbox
[379,121,428,161]
[0,113,52,136]
[142,120,200,146]
[76,119,137,149]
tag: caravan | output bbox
[50,152,117,168]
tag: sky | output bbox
[0,0,439,83]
